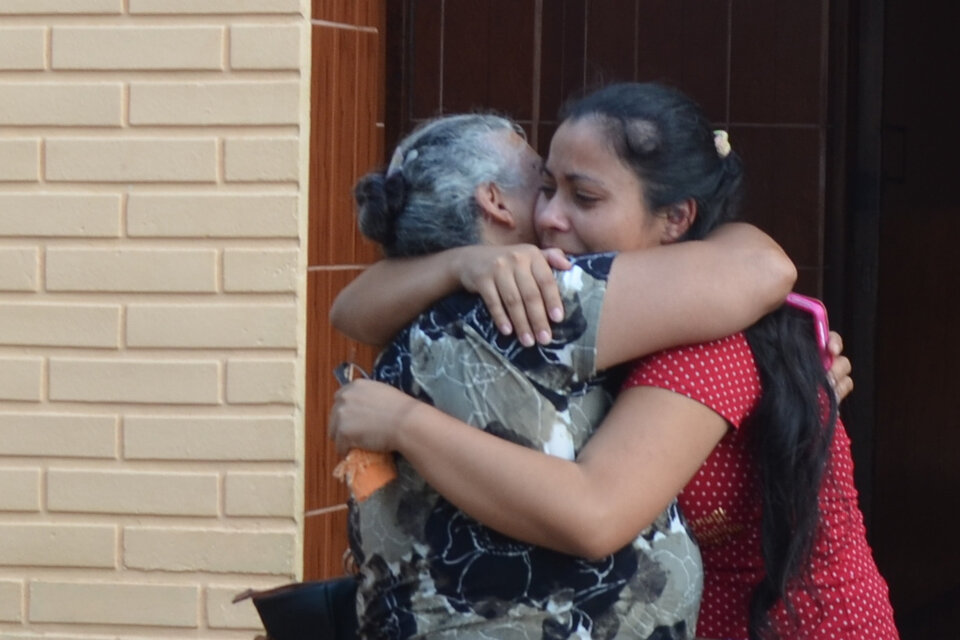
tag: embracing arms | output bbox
[328,246,570,347]
[329,333,852,559]
[330,378,727,559]
[331,222,796,354]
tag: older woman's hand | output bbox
[329,379,421,456]
[827,331,854,401]
[453,244,571,347]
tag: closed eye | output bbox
[574,192,600,206]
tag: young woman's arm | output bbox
[329,334,852,558]
[594,222,795,369]
[329,244,570,347]
[329,378,727,559]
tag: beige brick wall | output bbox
[0,1,311,637]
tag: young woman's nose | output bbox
[535,194,570,232]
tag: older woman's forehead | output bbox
[498,128,541,160]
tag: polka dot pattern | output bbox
[624,333,899,640]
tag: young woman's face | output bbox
[535,118,668,254]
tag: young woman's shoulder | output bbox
[622,333,760,429]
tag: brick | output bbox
[0,0,122,13]
[0,194,121,237]
[0,139,39,182]
[224,137,299,183]
[0,27,44,70]
[225,471,295,517]
[0,524,115,568]
[0,468,41,512]
[129,81,299,126]
[0,580,23,623]
[0,303,119,347]
[0,413,116,458]
[0,83,122,126]
[52,26,222,70]
[207,585,263,629]
[124,416,295,461]
[0,247,38,291]
[46,248,216,293]
[0,357,42,402]
[127,193,298,238]
[224,248,298,292]
[226,358,296,404]
[48,469,218,516]
[125,527,295,575]
[127,304,297,348]
[29,581,197,627]
[49,358,220,405]
[46,138,216,183]
[130,0,300,14]
[231,24,300,70]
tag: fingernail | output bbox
[537,330,552,345]
[520,332,535,347]
[549,307,564,322]
[500,322,513,335]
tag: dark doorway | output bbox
[845,0,960,636]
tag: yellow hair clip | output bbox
[713,130,731,158]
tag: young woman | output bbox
[331,84,893,640]
[332,111,799,639]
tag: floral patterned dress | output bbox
[348,254,703,640]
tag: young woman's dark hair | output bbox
[562,82,838,639]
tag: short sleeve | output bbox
[621,333,761,429]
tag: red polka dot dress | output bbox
[623,333,898,640]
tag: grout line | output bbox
[582,0,589,88]
[216,137,225,184]
[532,0,543,148]
[307,264,372,272]
[634,0,640,80]
[44,25,51,71]
[311,19,378,34]
[222,24,230,71]
[121,83,130,128]
[438,0,446,112]
[725,0,733,126]
[304,503,347,517]
[727,123,822,129]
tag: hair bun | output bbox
[354,171,406,247]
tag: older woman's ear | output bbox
[660,198,697,243]
[474,182,517,229]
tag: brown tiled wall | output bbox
[306,0,385,580]
[389,0,832,294]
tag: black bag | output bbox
[234,577,359,640]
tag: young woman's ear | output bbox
[660,198,697,243]
[474,182,517,229]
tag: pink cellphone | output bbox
[784,293,833,370]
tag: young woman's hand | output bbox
[453,244,571,347]
[329,379,421,455]
[827,331,854,401]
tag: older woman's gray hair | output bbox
[354,113,530,257]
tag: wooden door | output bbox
[870,0,960,633]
